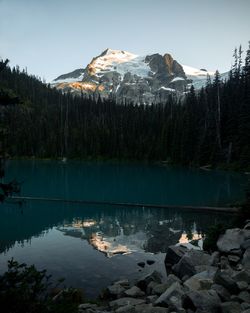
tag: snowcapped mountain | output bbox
[52,48,221,104]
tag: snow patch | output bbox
[159,86,176,92]
[170,77,185,83]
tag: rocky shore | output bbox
[78,222,250,313]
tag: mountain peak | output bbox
[52,48,221,104]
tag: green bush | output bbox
[0,259,82,313]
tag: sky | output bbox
[0,0,250,82]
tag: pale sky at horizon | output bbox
[0,0,250,82]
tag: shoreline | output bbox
[76,221,250,313]
[5,156,250,174]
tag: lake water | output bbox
[0,160,248,297]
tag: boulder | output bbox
[242,248,250,269]
[232,269,250,283]
[107,284,125,297]
[136,271,162,291]
[146,281,158,294]
[134,304,168,313]
[124,286,145,298]
[116,304,136,313]
[172,250,212,279]
[110,297,146,308]
[241,239,250,251]
[214,270,239,294]
[236,281,248,290]
[238,291,250,303]
[210,251,220,267]
[220,301,241,313]
[184,268,216,291]
[244,223,250,230]
[242,302,250,310]
[217,228,250,254]
[183,290,221,313]
[154,281,184,307]
[114,279,130,288]
[211,284,231,301]
[152,274,181,295]
[146,295,158,304]
[152,283,170,295]
[164,245,188,267]
[78,303,98,311]
[228,255,241,264]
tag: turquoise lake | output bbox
[0,160,248,297]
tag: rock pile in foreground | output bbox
[78,222,250,313]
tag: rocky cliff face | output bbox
[52,48,215,104]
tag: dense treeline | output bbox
[0,43,249,169]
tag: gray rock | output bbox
[242,310,250,313]
[168,295,183,311]
[164,245,188,267]
[134,304,168,313]
[154,281,184,307]
[183,290,221,313]
[210,251,220,266]
[236,281,248,290]
[146,295,158,303]
[107,284,125,297]
[232,269,250,283]
[79,303,98,310]
[152,274,181,295]
[136,271,162,291]
[244,223,250,230]
[110,297,146,308]
[152,283,170,295]
[242,302,250,310]
[238,291,250,303]
[172,250,212,279]
[228,255,241,264]
[214,270,239,294]
[242,248,250,269]
[184,267,216,291]
[147,281,158,294]
[124,286,145,297]
[184,277,213,291]
[116,304,136,313]
[220,301,241,313]
[114,279,130,288]
[241,239,250,251]
[211,284,231,301]
[217,228,250,254]
[220,256,231,270]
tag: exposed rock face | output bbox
[52,48,216,104]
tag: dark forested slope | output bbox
[0,44,249,169]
